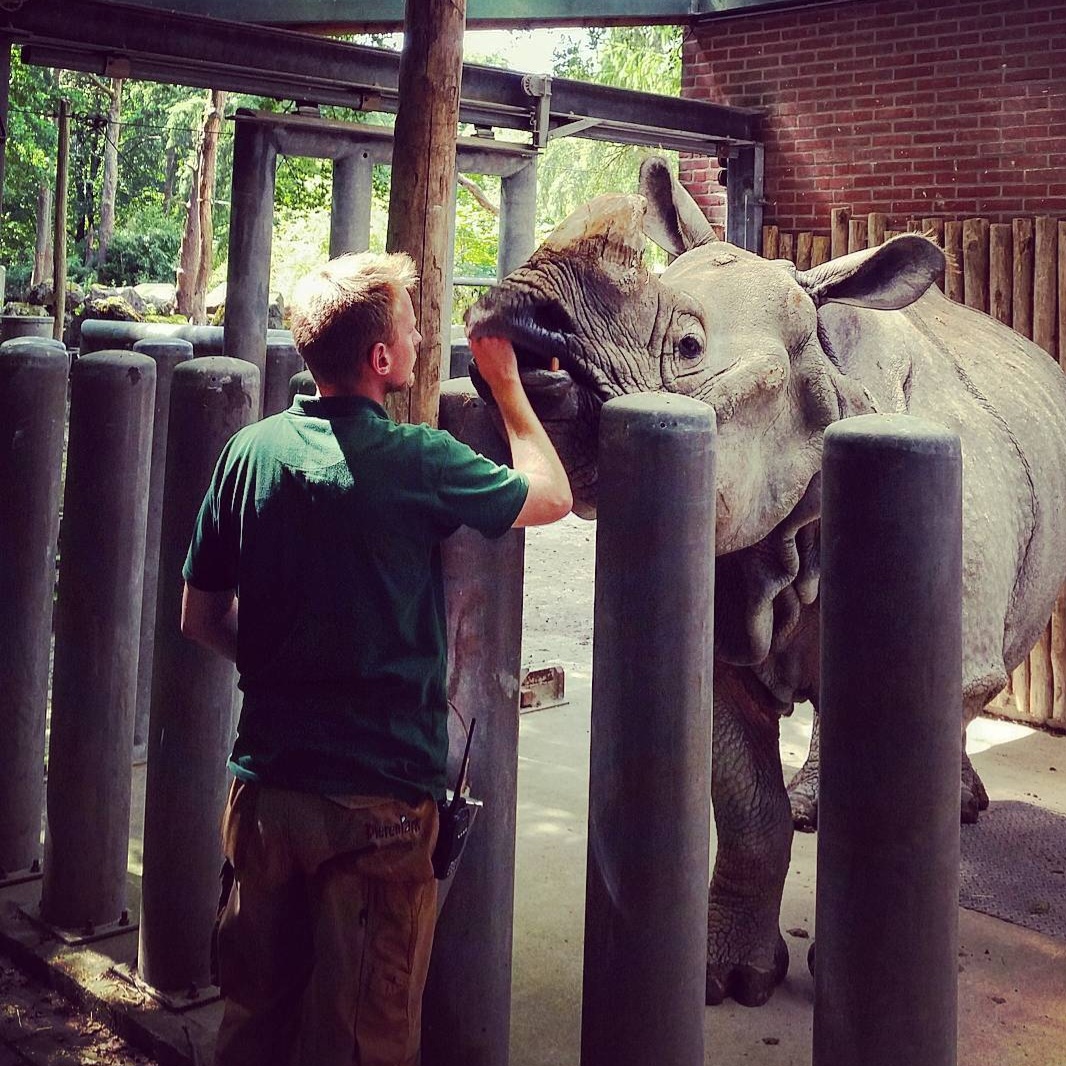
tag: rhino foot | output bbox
[706,932,789,1007]
[786,769,819,833]
[961,754,990,823]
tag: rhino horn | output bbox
[541,193,648,278]
[796,233,945,310]
[638,155,717,256]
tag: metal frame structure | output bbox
[0,0,765,249]
[95,0,873,29]
[224,108,539,395]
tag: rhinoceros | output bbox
[465,157,1066,1007]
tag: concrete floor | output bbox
[3,515,1066,1064]
[512,677,1066,1066]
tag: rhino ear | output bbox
[796,234,945,310]
[638,156,717,256]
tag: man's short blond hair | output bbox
[290,252,418,388]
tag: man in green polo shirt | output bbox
[180,251,571,1066]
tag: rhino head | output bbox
[467,158,944,560]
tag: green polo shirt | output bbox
[183,393,529,804]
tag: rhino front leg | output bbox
[707,663,793,1007]
[961,743,990,823]
[786,706,820,832]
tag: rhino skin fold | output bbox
[815,414,962,1066]
[581,393,716,1066]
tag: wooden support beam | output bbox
[385,0,465,428]
[53,98,70,343]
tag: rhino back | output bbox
[824,286,1066,692]
[907,289,1066,675]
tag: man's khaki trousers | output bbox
[213,780,439,1066]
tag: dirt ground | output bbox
[521,514,597,674]
[0,961,155,1066]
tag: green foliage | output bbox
[4,262,32,300]
[3,55,59,263]
[96,204,182,285]
[537,26,682,265]
[453,177,500,280]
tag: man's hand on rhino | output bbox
[467,334,573,528]
[468,334,521,396]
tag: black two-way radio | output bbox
[431,717,483,880]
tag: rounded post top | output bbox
[72,349,157,382]
[601,392,717,434]
[133,337,195,360]
[173,356,261,387]
[825,413,960,457]
[1,336,67,354]
[0,338,69,373]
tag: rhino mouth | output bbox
[466,301,601,421]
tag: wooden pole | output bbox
[1000,183,1038,726]
[962,218,989,314]
[831,208,848,259]
[0,41,10,221]
[796,231,813,271]
[762,224,779,260]
[811,235,830,268]
[1035,216,1062,724]
[779,231,794,263]
[1012,218,1034,340]
[923,218,945,290]
[944,221,963,304]
[1055,226,1066,729]
[848,218,866,254]
[989,223,1012,326]
[1060,221,1066,373]
[385,0,465,428]
[868,212,886,247]
[53,99,70,344]
[32,183,54,288]
[1034,216,1058,361]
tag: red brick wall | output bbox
[680,0,1066,238]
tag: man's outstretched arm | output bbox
[468,335,573,528]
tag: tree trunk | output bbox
[384,0,466,428]
[174,153,201,318]
[96,76,123,268]
[31,184,54,288]
[175,89,225,323]
[162,144,176,213]
[192,90,225,324]
[54,99,70,343]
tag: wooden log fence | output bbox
[761,207,1065,731]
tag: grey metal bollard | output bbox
[288,368,316,405]
[0,341,68,881]
[139,357,260,993]
[130,338,194,756]
[814,414,962,1066]
[263,338,303,416]
[421,380,526,1066]
[1,335,67,353]
[580,393,716,1066]
[40,351,155,930]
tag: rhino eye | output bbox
[678,334,703,360]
